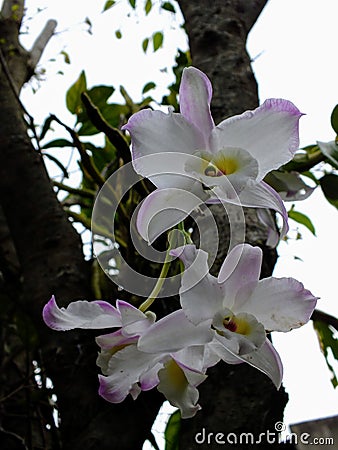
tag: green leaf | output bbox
[161,1,176,13]
[145,0,152,15]
[142,37,149,53]
[142,82,156,94]
[330,104,338,135]
[164,410,181,450]
[60,50,71,64]
[288,207,316,235]
[317,140,338,169]
[42,138,74,149]
[115,29,122,39]
[39,115,54,140]
[313,320,338,388]
[129,0,136,8]
[66,71,87,115]
[152,31,163,52]
[320,174,338,209]
[102,0,116,12]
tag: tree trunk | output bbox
[0,2,163,448]
[177,1,290,448]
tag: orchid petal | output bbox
[170,245,224,324]
[218,180,289,240]
[217,243,262,304]
[211,98,303,180]
[138,309,213,353]
[187,147,259,196]
[210,337,283,388]
[99,372,143,404]
[179,66,214,142]
[122,109,205,186]
[98,344,160,403]
[117,300,155,335]
[257,209,280,248]
[43,296,121,331]
[157,358,205,418]
[239,339,283,389]
[212,311,266,355]
[136,187,205,244]
[235,277,318,332]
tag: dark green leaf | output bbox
[288,207,316,235]
[66,71,87,114]
[78,103,128,136]
[145,0,152,15]
[39,115,54,140]
[330,104,338,135]
[60,50,71,64]
[161,1,176,13]
[313,320,338,388]
[142,37,149,53]
[142,82,156,94]
[42,138,74,149]
[129,0,136,8]
[152,31,163,52]
[102,0,116,12]
[164,410,181,450]
[115,29,122,39]
[320,174,338,209]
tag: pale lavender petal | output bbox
[170,245,224,324]
[157,358,204,418]
[122,108,205,186]
[239,339,283,389]
[136,188,205,244]
[138,309,213,353]
[98,344,160,403]
[139,362,162,391]
[236,277,318,332]
[217,243,262,306]
[116,300,155,335]
[211,98,303,180]
[96,329,137,350]
[210,337,283,388]
[230,180,289,240]
[99,374,141,403]
[43,296,121,331]
[179,66,214,143]
[257,209,280,248]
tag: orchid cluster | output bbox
[43,67,318,418]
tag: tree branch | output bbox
[1,0,24,27]
[28,19,57,70]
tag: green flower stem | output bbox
[138,228,182,313]
[138,258,171,313]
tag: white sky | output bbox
[5,0,337,445]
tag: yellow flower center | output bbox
[223,315,252,336]
[165,359,187,392]
[204,155,239,177]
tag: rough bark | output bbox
[177,1,290,448]
[0,2,163,449]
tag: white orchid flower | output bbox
[122,66,303,244]
[139,243,318,388]
[43,297,215,418]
